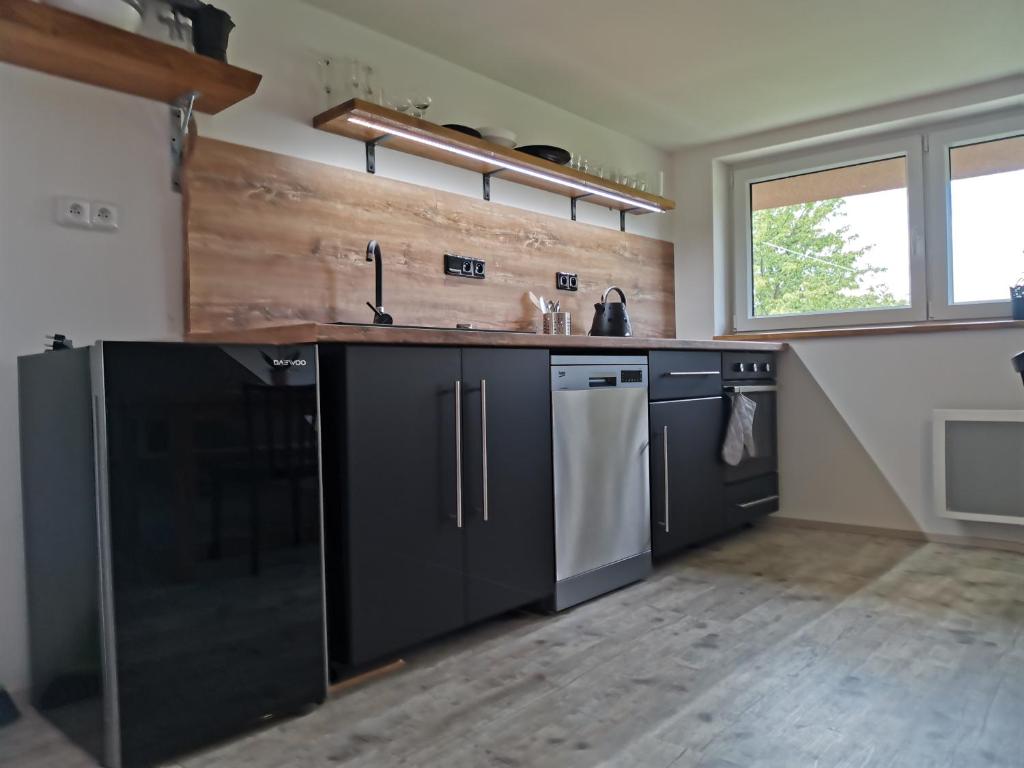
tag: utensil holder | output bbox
[542,312,571,335]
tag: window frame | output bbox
[731,136,927,332]
[925,113,1024,321]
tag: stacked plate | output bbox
[444,124,572,167]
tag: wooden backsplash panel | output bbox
[184,138,675,336]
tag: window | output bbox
[731,110,1024,331]
[733,137,926,331]
[750,157,911,318]
[924,114,1024,321]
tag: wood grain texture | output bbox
[186,322,786,351]
[0,0,261,114]
[11,526,1024,768]
[312,100,675,213]
[717,318,1024,341]
[183,138,676,336]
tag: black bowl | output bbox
[443,124,483,138]
[516,145,571,165]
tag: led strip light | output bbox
[348,116,663,213]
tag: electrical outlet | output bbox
[90,202,119,231]
[444,253,486,280]
[556,272,579,291]
[56,197,91,229]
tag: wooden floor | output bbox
[3,524,1024,768]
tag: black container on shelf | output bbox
[176,2,235,61]
[1011,284,1024,320]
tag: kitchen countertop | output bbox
[185,323,786,351]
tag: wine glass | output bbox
[409,91,432,118]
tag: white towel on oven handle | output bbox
[722,393,757,466]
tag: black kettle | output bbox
[589,286,633,337]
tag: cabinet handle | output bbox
[736,494,779,509]
[724,385,777,394]
[665,370,720,377]
[481,379,489,523]
[662,425,670,533]
[455,380,463,529]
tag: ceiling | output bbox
[307,0,1023,149]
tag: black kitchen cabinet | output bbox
[327,346,465,666]
[321,345,554,671]
[650,396,726,557]
[461,349,554,623]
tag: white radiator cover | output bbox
[933,409,1024,525]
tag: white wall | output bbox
[672,78,1024,543]
[776,349,919,532]
[0,0,673,693]
[196,2,673,239]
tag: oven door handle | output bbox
[724,384,777,394]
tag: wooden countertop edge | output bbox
[185,323,786,351]
[715,318,1024,342]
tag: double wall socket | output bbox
[556,272,579,291]
[55,196,119,232]
[444,253,486,279]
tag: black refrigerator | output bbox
[18,342,327,768]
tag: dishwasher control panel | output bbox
[550,355,648,391]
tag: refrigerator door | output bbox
[97,342,325,767]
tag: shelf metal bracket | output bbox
[570,193,592,221]
[482,170,503,201]
[170,90,199,194]
[618,207,640,232]
[364,134,392,174]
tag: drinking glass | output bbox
[348,58,363,98]
[361,64,376,100]
[409,91,432,118]
[376,88,396,110]
[317,55,335,101]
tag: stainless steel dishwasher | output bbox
[551,355,651,610]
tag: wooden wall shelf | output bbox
[0,0,262,114]
[313,99,675,220]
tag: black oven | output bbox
[721,352,779,523]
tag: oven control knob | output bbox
[764,362,772,374]
[735,362,746,372]
[752,363,762,372]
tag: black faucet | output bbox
[365,240,393,325]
